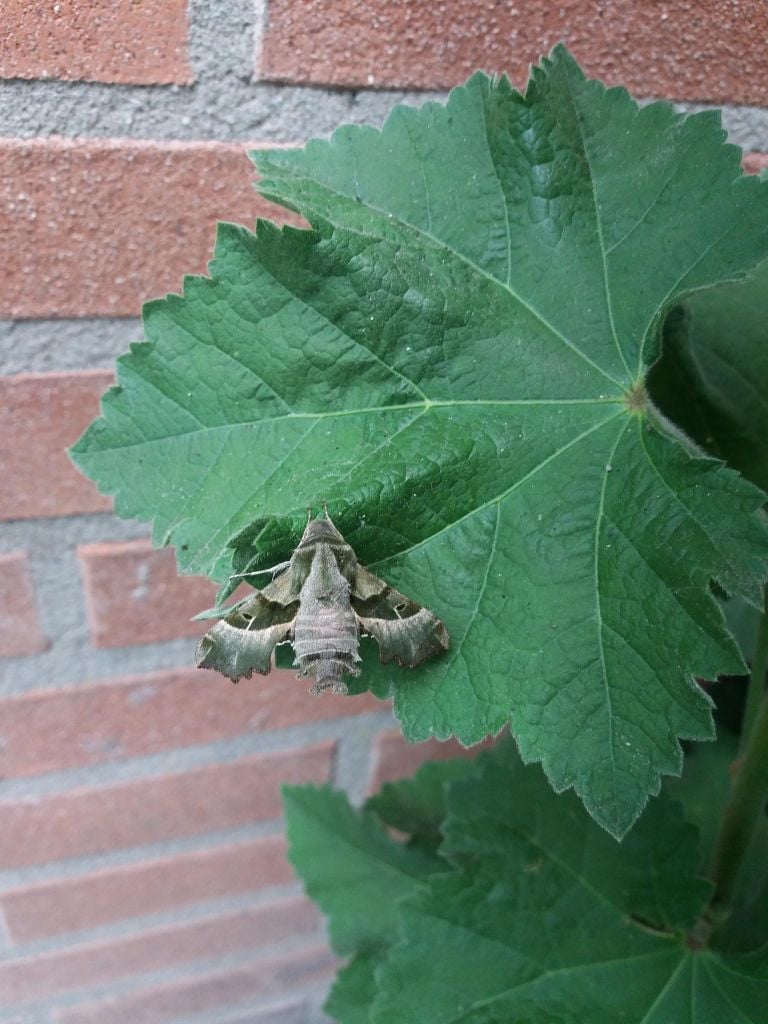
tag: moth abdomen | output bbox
[305,655,359,696]
[293,621,361,695]
[293,604,357,646]
[297,652,361,678]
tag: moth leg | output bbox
[228,560,291,582]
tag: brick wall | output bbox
[1,2,766,1022]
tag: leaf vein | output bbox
[274,178,625,388]
[592,420,631,823]
[560,73,632,381]
[371,410,626,568]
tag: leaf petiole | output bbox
[707,671,768,921]
[740,582,768,755]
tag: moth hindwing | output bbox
[195,510,450,694]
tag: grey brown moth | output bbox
[196,510,450,694]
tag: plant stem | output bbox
[740,583,768,755]
[708,684,768,917]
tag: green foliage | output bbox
[650,259,768,494]
[70,46,768,838]
[668,729,768,955]
[282,785,440,955]
[325,954,379,1024]
[67,40,768,1022]
[285,743,768,1023]
[283,759,475,1024]
[366,756,480,853]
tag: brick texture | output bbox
[0,0,192,86]
[0,898,317,1004]
[0,743,333,869]
[370,728,494,790]
[258,0,768,106]
[0,668,382,779]
[0,372,113,520]
[78,540,216,648]
[0,139,299,319]
[1,835,293,942]
[54,946,336,1024]
[0,551,47,657]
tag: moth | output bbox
[196,509,450,694]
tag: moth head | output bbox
[299,511,346,547]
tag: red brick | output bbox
[744,153,768,175]
[0,551,47,657]
[54,946,336,1024]
[258,0,768,106]
[0,372,113,520]
[0,743,333,869]
[0,667,383,779]
[0,898,318,1005]
[78,540,216,648]
[1,836,293,942]
[370,728,492,790]
[0,0,192,86]
[0,138,300,318]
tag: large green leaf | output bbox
[71,47,768,836]
[373,743,768,1024]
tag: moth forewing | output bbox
[195,590,298,681]
[195,511,450,692]
[351,577,450,667]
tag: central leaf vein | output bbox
[592,420,631,814]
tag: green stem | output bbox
[708,685,768,916]
[741,583,768,755]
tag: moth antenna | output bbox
[321,500,329,518]
[305,506,313,526]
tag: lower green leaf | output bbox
[326,953,380,1024]
[366,756,484,853]
[285,745,767,1024]
[282,783,441,956]
[371,743,768,1023]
